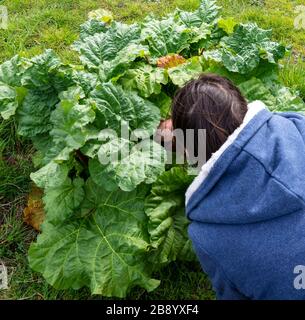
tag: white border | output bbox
[185,100,267,205]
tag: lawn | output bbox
[0,0,304,300]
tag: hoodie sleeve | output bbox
[190,235,249,300]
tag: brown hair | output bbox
[171,73,248,161]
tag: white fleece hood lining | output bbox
[185,100,267,205]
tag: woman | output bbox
[161,73,305,300]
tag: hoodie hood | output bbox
[186,101,305,224]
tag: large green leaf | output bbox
[49,87,95,160]
[120,63,168,97]
[71,70,98,95]
[31,135,79,168]
[29,178,159,297]
[220,23,286,74]
[0,55,24,87]
[145,167,196,264]
[0,55,28,120]
[141,15,201,57]
[17,90,58,137]
[202,51,282,90]
[238,77,276,107]
[0,83,19,120]
[90,82,160,135]
[168,56,202,87]
[78,9,113,40]
[238,78,305,112]
[30,161,71,189]
[43,177,85,223]
[74,22,141,69]
[177,0,220,27]
[149,92,172,119]
[31,134,59,167]
[21,50,62,90]
[99,44,150,82]
[273,87,305,112]
[79,20,108,40]
[89,138,167,192]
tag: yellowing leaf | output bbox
[88,9,113,24]
[23,185,45,231]
[218,18,237,35]
[156,54,186,69]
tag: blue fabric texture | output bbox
[186,108,305,300]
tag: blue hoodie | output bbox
[185,100,305,300]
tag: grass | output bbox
[0,0,304,300]
[280,57,305,98]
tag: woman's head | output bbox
[171,73,248,161]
